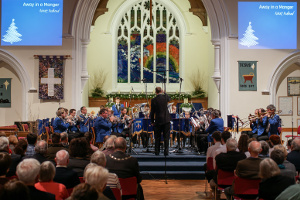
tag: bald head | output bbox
[292,138,300,151]
[55,150,69,166]
[248,141,262,157]
[114,137,126,152]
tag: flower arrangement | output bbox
[90,69,107,98]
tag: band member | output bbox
[53,108,70,133]
[78,106,91,133]
[263,104,281,137]
[249,109,259,136]
[176,112,192,148]
[150,87,171,156]
[94,108,114,146]
[111,97,124,118]
[68,109,79,133]
[204,109,224,144]
[140,104,152,148]
[118,108,131,137]
[251,108,268,141]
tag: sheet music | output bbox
[278,96,293,116]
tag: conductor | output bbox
[150,87,171,156]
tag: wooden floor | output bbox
[141,180,219,200]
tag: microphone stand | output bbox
[175,77,184,153]
[142,79,152,153]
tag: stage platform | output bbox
[130,146,206,180]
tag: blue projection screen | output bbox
[1,0,63,46]
[238,2,297,49]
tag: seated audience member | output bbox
[70,183,99,200]
[270,149,296,180]
[224,141,263,200]
[287,139,293,153]
[85,132,98,152]
[47,133,68,161]
[1,180,30,200]
[258,158,295,200]
[68,138,91,177]
[25,133,37,157]
[16,158,55,200]
[275,184,300,200]
[210,138,246,190]
[14,139,28,158]
[84,165,110,200]
[0,137,22,177]
[25,140,49,164]
[287,138,300,171]
[35,161,69,200]
[259,141,270,158]
[106,137,144,199]
[273,145,296,174]
[237,133,250,157]
[53,150,80,189]
[60,132,69,149]
[100,135,110,150]
[0,132,5,137]
[205,131,222,181]
[8,135,18,154]
[269,135,281,155]
[91,150,122,192]
[102,135,117,156]
[213,131,232,156]
[0,153,11,189]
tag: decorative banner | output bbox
[238,61,257,91]
[39,56,64,99]
[0,78,11,107]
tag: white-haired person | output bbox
[16,158,55,200]
[258,158,294,200]
[91,150,122,193]
[84,164,110,200]
[35,161,69,200]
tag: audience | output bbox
[16,158,55,200]
[27,140,49,163]
[1,180,30,200]
[47,132,68,161]
[54,150,80,189]
[258,158,294,200]
[70,183,99,200]
[224,141,262,200]
[270,149,296,180]
[60,132,69,149]
[35,161,69,200]
[8,135,18,154]
[286,139,293,153]
[287,138,300,172]
[14,139,28,158]
[213,131,232,166]
[0,152,11,189]
[273,145,296,173]
[91,150,122,192]
[85,132,98,152]
[269,135,281,155]
[84,164,110,200]
[259,141,270,158]
[25,133,37,156]
[68,138,91,177]
[102,135,117,156]
[238,133,250,157]
[0,137,21,177]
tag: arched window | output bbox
[117,0,180,84]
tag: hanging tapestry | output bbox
[238,61,257,91]
[39,56,64,99]
[0,78,11,107]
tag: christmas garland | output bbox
[179,103,193,108]
[106,93,192,100]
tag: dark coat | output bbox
[216,151,247,171]
[287,150,300,171]
[28,185,55,200]
[235,157,262,179]
[106,150,142,183]
[150,93,171,125]
[53,167,81,189]
[67,157,90,177]
[46,144,68,161]
[0,151,22,177]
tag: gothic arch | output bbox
[264,50,300,104]
[0,49,33,121]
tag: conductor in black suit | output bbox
[150,87,171,156]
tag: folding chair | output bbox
[119,177,137,200]
[215,169,235,200]
[233,177,261,200]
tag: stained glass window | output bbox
[117,0,180,84]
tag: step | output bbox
[140,171,206,180]
[139,161,206,171]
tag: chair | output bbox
[119,177,137,200]
[79,177,84,183]
[67,188,73,196]
[204,157,214,197]
[233,177,261,200]
[17,131,29,140]
[111,188,122,200]
[91,127,96,145]
[215,170,235,200]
